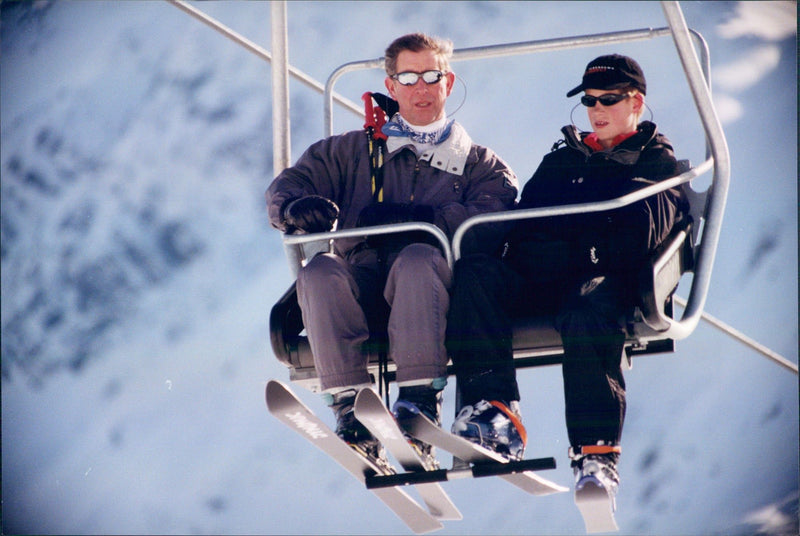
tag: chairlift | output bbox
[268,1,731,392]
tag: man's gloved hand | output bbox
[356,202,434,228]
[281,195,339,234]
[356,203,436,251]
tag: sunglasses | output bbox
[391,70,446,86]
[580,93,631,107]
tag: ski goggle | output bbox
[391,70,446,86]
[580,93,631,107]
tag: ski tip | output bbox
[575,483,619,533]
[265,379,291,408]
[265,378,280,397]
[354,386,380,404]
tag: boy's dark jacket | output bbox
[506,120,689,281]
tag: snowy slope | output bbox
[2,1,797,535]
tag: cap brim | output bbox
[566,84,583,98]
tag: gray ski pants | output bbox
[296,243,452,391]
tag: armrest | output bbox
[637,220,695,331]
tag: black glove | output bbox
[356,203,434,227]
[282,195,339,234]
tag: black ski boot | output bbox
[392,384,443,470]
[330,389,393,474]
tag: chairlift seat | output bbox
[269,201,696,393]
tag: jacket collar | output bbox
[560,121,659,165]
[386,121,472,176]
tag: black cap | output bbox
[566,54,647,97]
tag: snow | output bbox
[2,1,797,535]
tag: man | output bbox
[266,33,517,467]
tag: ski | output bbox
[265,380,443,534]
[574,477,618,533]
[400,411,569,496]
[353,388,462,521]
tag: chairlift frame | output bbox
[268,1,731,392]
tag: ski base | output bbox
[366,456,557,488]
[265,380,443,534]
[400,410,569,496]
[354,388,462,520]
[575,477,618,533]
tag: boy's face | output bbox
[585,88,642,148]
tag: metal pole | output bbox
[166,0,362,119]
[271,1,290,175]
[323,27,680,137]
[269,1,303,273]
[673,296,798,375]
[661,1,731,340]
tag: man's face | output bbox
[385,49,455,126]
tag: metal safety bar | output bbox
[323,23,710,139]
[452,162,709,260]
[301,1,729,344]
[451,162,710,342]
[282,222,453,277]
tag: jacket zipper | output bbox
[409,160,420,202]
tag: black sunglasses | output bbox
[580,93,631,107]
[392,70,446,86]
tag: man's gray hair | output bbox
[384,33,453,76]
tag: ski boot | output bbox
[392,383,443,470]
[329,389,393,474]
[451,399,527,461]
[570,444,621,510]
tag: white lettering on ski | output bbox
[286,411,329,440]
